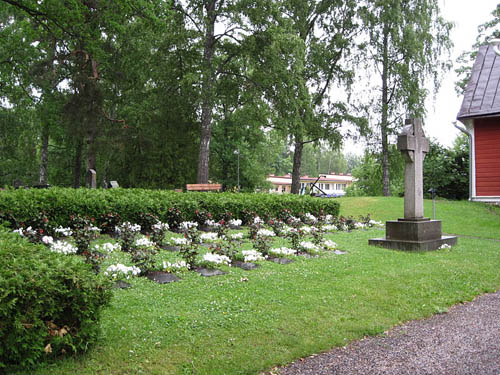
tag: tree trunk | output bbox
[196,0,217,183]
[291,136,304,194]
[73,138,83,188]
[381,26,391,197]
[39,123,49,185]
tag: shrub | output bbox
[97,212,122,235]
[0,230,112,371]
[136,212,159,234]
[193,209,212,226]
[0,188,340,228]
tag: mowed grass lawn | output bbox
[28,197,500,375]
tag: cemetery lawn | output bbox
[29,198,500,375]
[340,196,500,239]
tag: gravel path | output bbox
[277,290,500,375]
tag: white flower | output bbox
[153,221,169,231]
[354,222,366,229]
[304,213,317,223]
[205,219,221,227]
[269,247,296,256]
[323,224,338,231]
[203,252,231,265]
[135,237,155,247]
[54,226,73,237]
[299,241,320,253]
[14,226,36,237]
[180,221,198,230]
[324,215,334,224]
[42,236,54,245]
[200,232,218,243]
[242,249,265,262]
[323,240,338,250]
[105,263,141,279]
[439,244,452,250]
[230,232,244,240]
[369,220,383,227]
[50,240,78,255]
[94,242,121,252]
[115,222,141,234]
[256,228,275,237]
[229,219,242,227]
[89,225,101,233]
[162,260,190,271]
[301,226,313,234]
[253,216,263,224]
[171,237,189,245]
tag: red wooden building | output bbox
[457,44,500,203]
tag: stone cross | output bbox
[397,118,429,220]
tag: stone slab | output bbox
[195,268,226,277]
[386,219,443,242]
[146,271,180,284]
[269,257,294,265]
[162,245,180,252]
[113,280,132,289]
[232,261,259,270]
[198,225,212,232]
[368,235,458,251]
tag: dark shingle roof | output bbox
[457,44,500,120]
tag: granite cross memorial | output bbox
[369,118,457,251]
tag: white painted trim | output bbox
[471,196,500,203]
[469,123,476,197]
[458,119,476,198]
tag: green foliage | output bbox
[347,146,405,196]
[0,188,340,228]
[0,229,111,371]
[359,0,452,195]
[456,4,500,94]
[300,144,350,176]
[348,135,469,200]
[423,136,469,200]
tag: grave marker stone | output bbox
[86,169,97,189]
[146,271,180,284]
[195,268,226,277]
[369,118,457,251]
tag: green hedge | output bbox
[0,229,112,370]
[0,188,340,228]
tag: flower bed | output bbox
[3,206,387,371]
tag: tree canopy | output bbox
[0,0,453,193]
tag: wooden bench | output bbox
[186,183,222,192]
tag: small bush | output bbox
[0,230,112,371]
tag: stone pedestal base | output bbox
[369,218,458,251]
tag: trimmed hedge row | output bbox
[0,188,340,228]
[0,229,112,370]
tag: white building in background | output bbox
[267,173,354,196]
